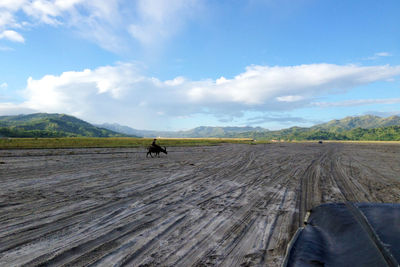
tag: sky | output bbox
[0,0,400,131]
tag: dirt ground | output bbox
[1,142,400,266]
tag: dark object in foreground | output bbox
[318,140,323,144]
[147,146,168,158]
[283,203,400,267]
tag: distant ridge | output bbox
[2,113,400,140]
[96,123,167,138]
[0,113,136,138]
[99,115,400,140]
[312,115,400,131]
[97,123,268,138]
[231,115,400,141]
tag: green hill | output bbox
[312,115,400,132]
[3,113,399,140]
[229,115,400,141]
[0,113,134,138]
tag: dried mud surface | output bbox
[1,143,400,266]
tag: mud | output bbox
[0,143,399,266]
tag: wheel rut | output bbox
[1,143,400,266]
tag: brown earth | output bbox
[0,142,399,266]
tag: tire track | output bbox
[178,153,304,266]
[1,143,400,266]
[296,148,330,227]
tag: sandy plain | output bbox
[0,142,399,266]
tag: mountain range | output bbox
[99,115,400,140]
[311,115,400,131]
[0,113,134,138]
[1,113,400,140]
[231,115,400,141]
[97,123,267,138]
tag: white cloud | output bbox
[364,52,392,60]
[0,10,18,29]
[0,82,8,88]
[0,0,201,52]
[0,0,123,50]
[276,95,305,102]
[364,110,400,117]
[0,45,14,51]
[313,98,400,107]
[375,52,391,57]
[0,30,25,42]
[186,64,400,105]
[0,0,28,10]
[128,0,200,45]
[2,62,400,128]
[0,102,38,115]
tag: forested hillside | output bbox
[0,113,133,138]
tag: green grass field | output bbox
[2,137,399,149]
[0,137,259,149]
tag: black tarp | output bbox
[283,203,400,267]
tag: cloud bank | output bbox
[2,62,400,128]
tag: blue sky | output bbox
[1,0,400,130]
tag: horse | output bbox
[147,145,168,158]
